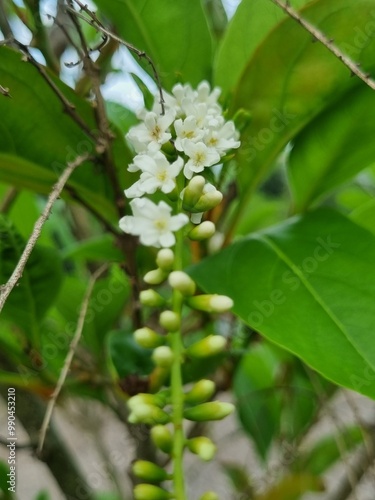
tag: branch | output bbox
[67,0,165,114]
[37,264,107,456]
[0,153,90,313]
[270,0,375,91]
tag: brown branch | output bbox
[37,264,108,456]
[0,153,90,313]
[67,0,165,114]
[0,187,18,213]
[269,0,375,91]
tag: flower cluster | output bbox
[119,81,240,248]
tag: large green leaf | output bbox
[0,216,63,346]
[232,0,375,204]
[214,0,312,95]
[190,208,375,399]
[0,47,126,221]
[94,0,213,89]
[288,85,375,211]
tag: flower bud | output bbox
[199,492,219,500]
[187,294,233,313]
[144,268,167,285]
[151,425,173,453]
[127,393,167,412]
[186,335,226,358]
[132,460,170,482]
[182,175,206,210]
[193,189,223,213]
[140,289,166,307]
[187,436,217,461]
[184,379,215,404]
[152,346,174,368]
[128,403,170,425]
[160,310,181,332]
[189,221,216,241]
[184,401,235,422]
[168,271,196,296]
[134,327,165,349]
[156,248,175,271]
[134,484,172,500]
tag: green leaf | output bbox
[293,426,363,475]
[62,234,124,263]
[107,329,153,378]
[0,216,63,346]
[190,208,375,399]
[254,473,323,500]
[0,47,120,221]
[214,0,311,95]
[94,0,213,89]
[0,461,14,499]
[233,343,282,458]
[288,85,375,211]
[232,0,375,206]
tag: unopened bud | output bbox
[187,335,226,358]
[134,327,165,349]
[160,310,181,332]
[140,289,166,307]
[144,268,167,285]
[182,175,206,210]
[185,379,215,404]
[128,403,170,425]
[151,425,173,453]
[193,189,223,212]
[132,460,170,482]
[187,294,233,313]
[189,221,216,241]
[134,484,172,500]
[184,401,235,421]
[199,492,219,500]
[156,249,175,271]
[187,436,217,461]
[168,271,196,296]
[127,393,167,412]
[152,346,174,368]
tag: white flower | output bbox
[196,81,221,106]
[119,198,189,248]
[204,121,241,155]
[183,141,221,179]
[126,110,175,152]
[124,152,184,198]
[174,116,205,151]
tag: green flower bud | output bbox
[134,484,172,500]
[152,346,174,368]
[188,221,216,241]
[151,425,173,453]
[193,189,223,213]
[132,460,170,482]
[144,268,167,285]
[129,403,170,425]
[187,335,226,358]
[182,175,206,210]
[156,249,175,271]
[168,271,196,296]
[184,401,235,422]
[140,289,166,307]
[127,393,167,412]
[185,379,216,404]
[187,294,233,313]
[187,436,217,461]
[199,492,219,500]
[159,310,181,332]
[134,327,165,349]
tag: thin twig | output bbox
[67,0,165,113]
[37,264,107,456]
[0,187,18,213]
[0,153,90,313]
[269,0,375,91]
